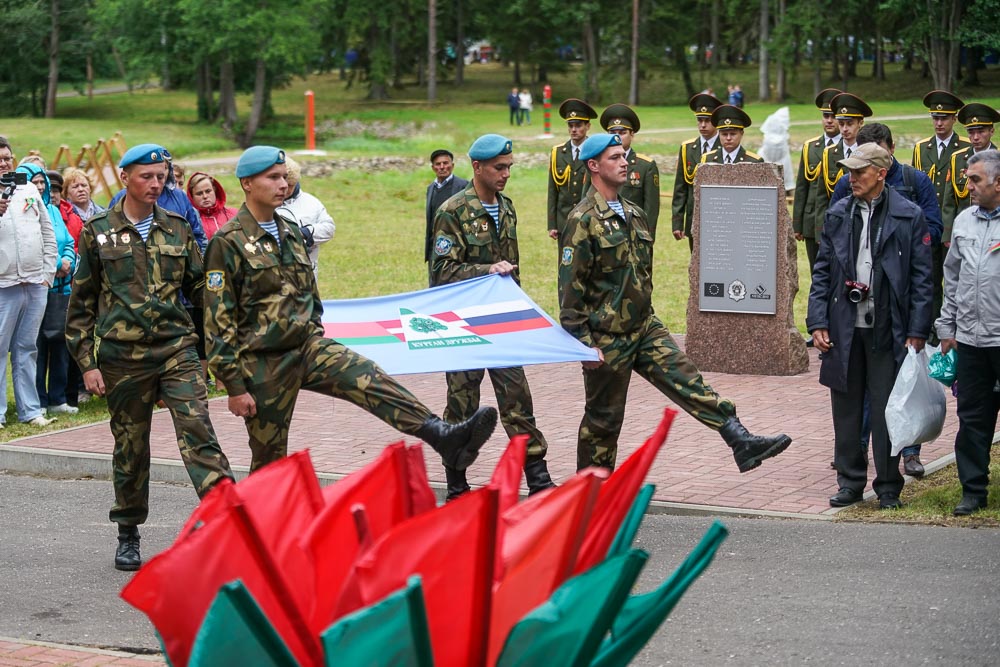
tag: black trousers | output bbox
[955,343,1000,500]
[831,328,903,498]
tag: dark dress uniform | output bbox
[547,98,597,236]
[941,138,998,243]
[700,105,763,166]
[793,88,842,272]
[700,146,764,165]
[204,206,443,471]
[672,93,722,251]
[600,103,661,240]
[66,200,234,527]
[431,182,550,492]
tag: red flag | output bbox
[305,443,434,633]
[336,487,499,667]
[490,435,529,516]
[573,408,675,574]
[121,501,322,667]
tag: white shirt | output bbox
[702,134,718,154]
[843,143,858,158]
[936,133,955,158]
[825,133,841,147]
[722,148,740,164]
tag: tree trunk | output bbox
[964,46,982,86]
[674,40,695,98]
[240,58,267,148]
[582,19,600,102]
[427,0,437,102]
[160,26,171,90]
[831,36,840,80]
[629,0,639,105]
[925,0,964,91]
[775,0,786,101]
[874,27,885,81]
[710,0,721,71]
[454,0,464,85]
[112,46,132,93]
[758,0,769,102]
[219,59,238,132]
[45,0,59,119]
[86,53,93,100]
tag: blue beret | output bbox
[236,146,286,178]
[578,133,622,162]
[118,143,170,169]
[468,134,513,161]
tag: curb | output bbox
[0,635,162,662]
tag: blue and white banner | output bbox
[321,274,598,375]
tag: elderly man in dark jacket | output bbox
[807,143,933,510]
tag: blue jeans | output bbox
[861,390,921,458]
[0,283,47,423]
[36,329,70,408]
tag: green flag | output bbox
[606,484,655,559]
[188,580,298,667]
[590,521,729,667]
[496,550,648,667]
[321,575,433,667]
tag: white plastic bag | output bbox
[885,346,947,456]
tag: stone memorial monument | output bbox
[685,162,808,375]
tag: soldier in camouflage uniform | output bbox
[941,103,999,247]
[65,144,234,571]
[793,88,842,273]
[599,104,660,240]
[558,133,792,471]
[547,98,597,241]
[203,146,498,476]
[672,93,721,252]
[431,134,554,499]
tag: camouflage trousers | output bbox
[444,367,548,459]
[242,335,432,472]
[579,316,736,470]
[99,344,233,526]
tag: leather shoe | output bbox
[829,487,862,507]
[444,466,471,501]
[903,455,925,477]
[953,496,987,516]
[115,526,141,571]
[524,456,556,496]
[414,407,498,471]
[719,417,792,472]
[878,493,902,510]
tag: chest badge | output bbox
[629,171,640,186]
[263,241,273,253]
[121,232,131,244]
[244,242,258,254]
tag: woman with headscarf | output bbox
[186,171,237,240]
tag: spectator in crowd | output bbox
[18,154,47,169]
[277,156,336,283]
[507,87,521,126]
[425,149,468,285]
[187,171,237,241]
[28,170,77,416]
[63,167,106,222]
[0,137,58,429]
[50,170,86,407]
[936,149,1000,516]
[172,162,187,191]
[518,88,533,126]
[807,143,933,510]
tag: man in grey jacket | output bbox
[937,149,1000,516]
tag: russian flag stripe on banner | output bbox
[321,274,598,375]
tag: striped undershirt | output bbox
[607,199,625,219]
[481,202,500,232]
[258,220,281,248]
[133,213,154,242]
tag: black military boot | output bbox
[719,417,792,473]
[524,456,556,496]
[414,406,498,471]
[115,525,142,571]
[445,466,471,501]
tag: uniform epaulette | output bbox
[161,208,188,224]
[701,149,720,162]
[806,135,822,145]
[680,138,700,148]
[634,152,653,162]
[744,151,762,160]
[553,143,566,152]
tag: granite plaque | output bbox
[698,185,778,315]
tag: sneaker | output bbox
[48,403,79,415]
[27,415,57,426]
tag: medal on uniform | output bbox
[121,232,130,244]
[111,233,118,245]
[96,233,107,245]
[263,241,273,253]
[629,171,640,186]
[611,220,620,230]
[245,242,257,254]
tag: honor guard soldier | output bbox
[700,105,763,165]
[941,102,1000,247]
[600,104,661,240]
[559,133,792,472]
[65,144,235,570]
[547,98,597,240]
[822,93,873,199]
[793,88,842,273]
[912,91,970,330]
[431,134,554,499]
[204,146,498,475]
[672,93,722,250]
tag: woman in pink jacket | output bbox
[186,172,237,240]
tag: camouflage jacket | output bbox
[559,188,654,348]
[619,148,661,240]
[65,201,204,371]
[430,183,521,286]
[203,204,320,396]
[547,140,590,233]
[792,135,832,239]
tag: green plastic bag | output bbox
[928,346,957,386]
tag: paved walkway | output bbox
[2,339,961,518]
[0,638,161,666]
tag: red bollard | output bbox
[305,90,316,151]
[543,84,552,137]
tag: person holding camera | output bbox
[807,143,934,510]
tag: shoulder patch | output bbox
[561,246,574,266]
[206,270,225,291]
[434,235,454,256]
